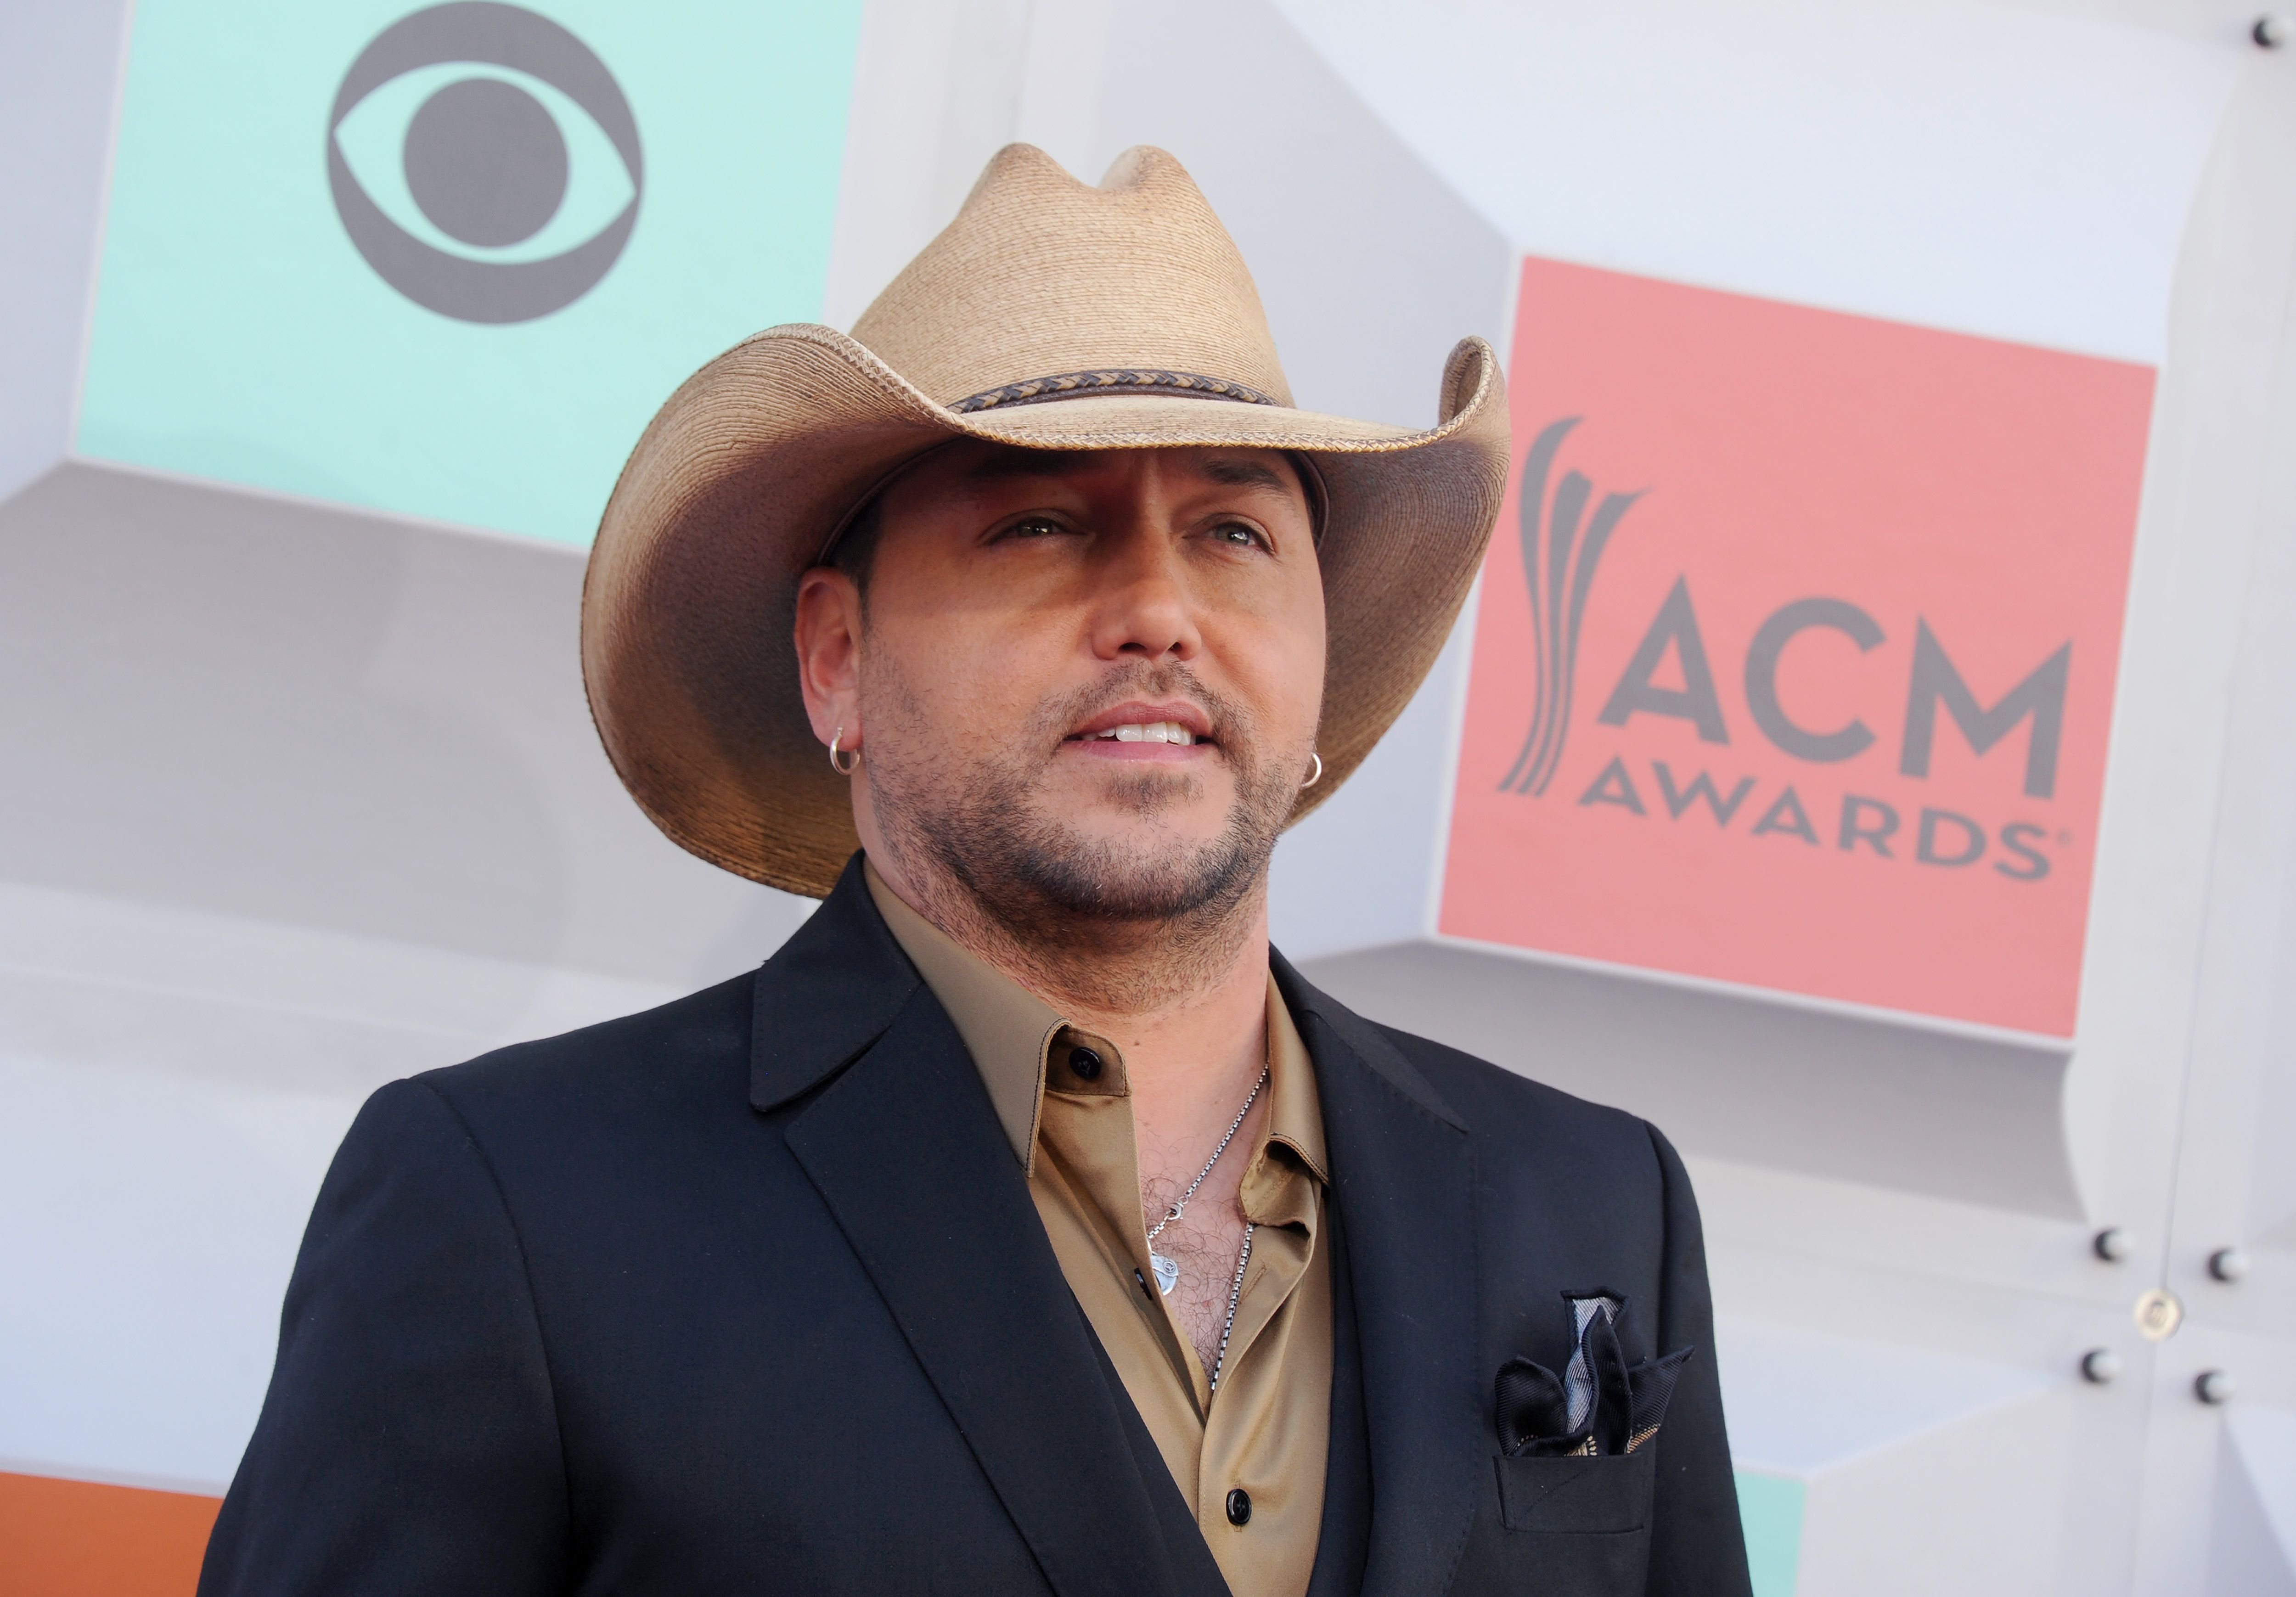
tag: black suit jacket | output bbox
[201,859,1751,1597]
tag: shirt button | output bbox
[1226,1488,1252,1526]
[1067,1045,1104,1081]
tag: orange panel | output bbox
[0,1472,221,1597]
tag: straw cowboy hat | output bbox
[583,143,1512,899]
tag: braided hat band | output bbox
[950,369,1281,414]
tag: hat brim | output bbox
[583,323,1511,898]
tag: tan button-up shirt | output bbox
[866,866,1331,1597]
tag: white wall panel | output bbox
[1272,0,2236,362]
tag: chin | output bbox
[1065,821,1237,872]
[979,799,1269,925]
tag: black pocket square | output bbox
[1497,1294,1694,1458]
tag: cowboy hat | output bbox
[583,143,1511,899]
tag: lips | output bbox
[1064,700,1216,749]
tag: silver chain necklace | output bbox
[1144,1065,1268,1301]
[1209,1223,1255,1394]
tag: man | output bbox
[202,146,1750,1597]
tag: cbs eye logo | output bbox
[327,2,641,324]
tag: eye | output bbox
[327,6,642,324]
[996,515,1072,541]
[1209,520,1271,552]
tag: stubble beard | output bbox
[862,660,1300,1012]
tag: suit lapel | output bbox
[1275,954,1481,1597]
[748,856,925,1113]
[765,863,1223,1597]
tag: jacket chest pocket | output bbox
[1493,1449,1657,1590]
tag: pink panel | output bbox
[1441,258,2155,1037]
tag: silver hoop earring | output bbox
[828,726,860,775]
[1301,750,1322,788]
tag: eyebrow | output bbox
[1196,458,1290,493]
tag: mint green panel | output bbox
[1735,1470,1806,1597]
[79,0,864,545]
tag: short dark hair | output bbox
[822,491,887,599]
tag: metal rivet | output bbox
[2093,1227,2132,1263]
[2196,1369,2236,1405]
[2080,1348,2122,1384]
[2208,1247,2249,1283]
[2255,13,2291,47]
[2134,1288,2183,1342]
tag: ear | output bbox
[794,567,865,750]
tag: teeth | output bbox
[1092,721,1195,745]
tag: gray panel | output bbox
[0,0,131,501]
[1299,938,2080,1216]
[0,462,809,982]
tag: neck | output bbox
[864,840,1274,1148]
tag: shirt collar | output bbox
[1258,991,1328,1185]
[863,860,1327,1184]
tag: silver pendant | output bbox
[1150,1252,1180,1296]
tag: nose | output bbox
[1085,520,1203,664]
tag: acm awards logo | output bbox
[1502,416,2068,883]
[327,2,642,322]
